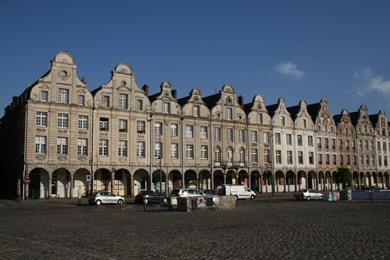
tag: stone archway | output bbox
[152,170,166,193]
[359,172,366,189]
[378,172,384,189]
[250,171,261,192]
[308,171,317,190]
[94,168,111,192]
[275,171,285,192]
[297,171,306,190]
[238,170,249,187]
[352,171,359,190]
[325,172,332,191]
[384,172,390,189]
[52,168,71,198]
[262,171,272,193]
[213,170,224,189]
[372,172,378,187]
[199,170,211,190]
[286,171,296,192]
[366,172,372,187]
[226,170,236,185]
[318,172,325,191]
[73,168,90,198]
[168,170,182,192]
[114,169,131,196]
[184,170,197,188]
[28,168,49,199]
[133,169,150,195]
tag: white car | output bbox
[223,184,256,200]
[294,189,324,201]
[88,191,125,205]
[169,188,207,208]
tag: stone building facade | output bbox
[1,51,389,199]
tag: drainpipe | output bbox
[23,102,28,200]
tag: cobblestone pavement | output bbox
[0,199,389,259]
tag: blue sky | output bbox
[0,0,389,117]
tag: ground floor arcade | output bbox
[24,166,390,199]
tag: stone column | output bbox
[48,176,52,199]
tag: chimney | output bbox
[172,89,177,99]
[238,95,244,106]
[142,84,149,96]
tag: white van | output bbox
[223,184,256,200]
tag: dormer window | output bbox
[78,95,85,106]
[303,119,307,128]
[40,90,48,102]
[226,107,233,120]
[163,102,170,114]
[137,99,143,111]
[258,113,263,124]
[281,116,286,126]
[193,105,200,117]
[119,94,128,109]
[102,95,110,108]
[58,88,69,104]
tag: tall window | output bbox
[78,115,88,129]
[137,99,143,111]
[155,122,163,136]
[227,128,233,142]
[286,134,292,145]
[155,142,162,159]
[239,129,245,142]
[276,150,282,164]
[226,107,233,120]
[200,126,208,139]
[118,141,127,157]
[303,119,307,128]
[137,141,145,158]
[308,136,313,146]
[287,150,293,164]
[193,105,200,117]
[326,154,330,165]
[258,113,263,124]
[201,145,208,160]
[40,90,48,102]
[171,143,178,159]
[119,119,128,132]
[119,94,128,109]
[215,147,221,162]
[297,135,303,146]
[239,148,245,163]
[57,113,69,128]
[281,116,286,126]
[186,125,194,138]
[163,102,170,114]
[99,118,109,131]
[332,139,336,149]
[35,136,46,154]
[77,138,88,155]
[99,139,109,156]
[309,152,314,164]
[325,138,329,149]
[102,95,110,107]
[250,130,258,143]
[57,137,68,155]
[298,151,303,164]
[251,149,258,163]
[264,149,270,163]
[318,154,323,165]
[275,133,281,145]
[171,123,178,137]
[264,132,270,145]
[137,121,145,134]
[186,144,194,159]
[78,95,85,106]
[58,88,69,104]
[214,127,221,141]
[36,112,47,127]
[317,137,322,148]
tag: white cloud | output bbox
[275,62,305,79]
[355,67,390,96]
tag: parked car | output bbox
[134,191,168,204]
[88,191,125,205]
[222,184,256,200]
[294,189,324,201]
[169,188,208,209]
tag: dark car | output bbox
[134,191,168,204]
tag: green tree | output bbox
[335,167,352,190]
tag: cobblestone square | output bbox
[0,199,389,259]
